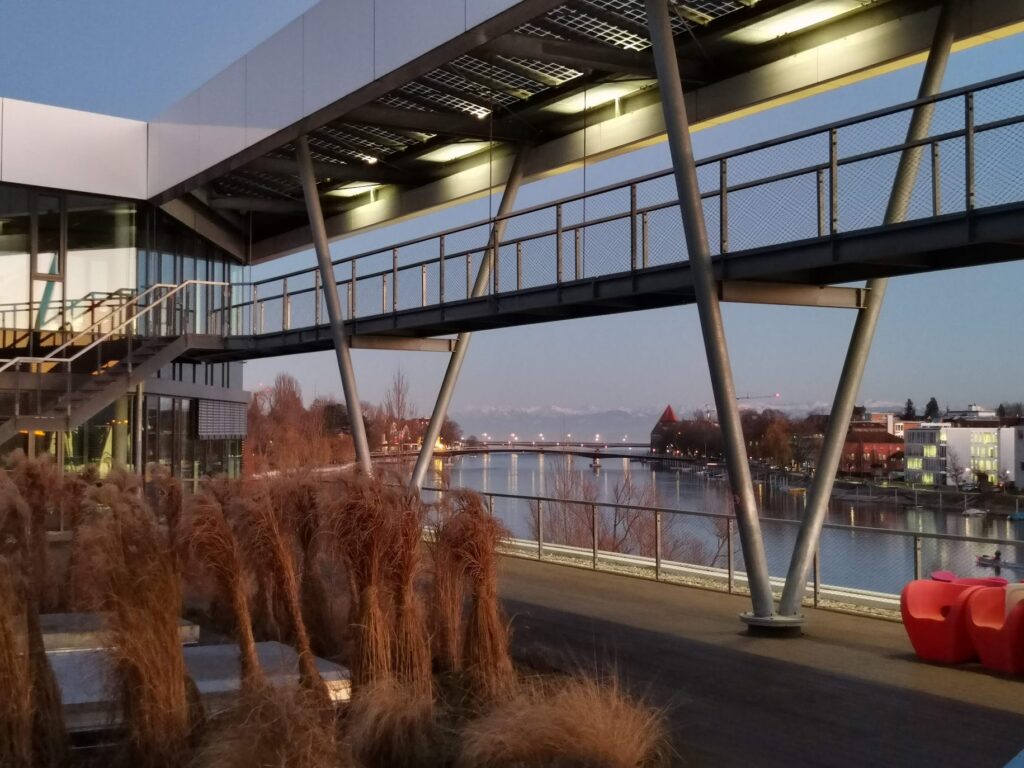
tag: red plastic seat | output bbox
[955,577,1009,587]
[965,587,1024,675]
[901,580,981,663]
[931,570,957,582]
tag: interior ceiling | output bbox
[191,0,899,255]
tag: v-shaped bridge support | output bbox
[646,0,956,630]
[409,146,531,491]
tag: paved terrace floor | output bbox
[499,557,1024,768]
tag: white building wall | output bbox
[0,98,147,199]
[999,428,1017,486]
[944,429,973,485]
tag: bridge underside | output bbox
[192,203,1024,361]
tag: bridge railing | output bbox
[228,70,1024,336]
[420,486,1024,616]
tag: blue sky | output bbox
[1,2,1021,418]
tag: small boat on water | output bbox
[977,555,1024,571]
[963,507,987,518]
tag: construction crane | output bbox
[736,392,781,401]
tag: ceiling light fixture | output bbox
[727,0,864,44]
[419,141,494,163]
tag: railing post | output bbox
[381,275,387,314]
[282,277,290,331]
[719,158,729,254]
[314,270,322,326]
[222,283,231,336]
[555,204,564,283]
[913,535,922,580]
[574,229,582,280]
[392,248,399,312]
[964,92,975,210]
[490,246,498,295]
[536,499,544,560]
[516,242,523,291]
[727,517,734,593]
[438,235,446,304]
[591,503,598,570]
[421,264,428,306]
[487,495,495,517]
[816,169,826,237]
[252,284,259,334]
[828,127,839,235]
[930,141,941,216]
[630,184,638,270]
[642,211,650,268]
[654,509,662,580]
[350,261,357,318]
[813,547,821,608]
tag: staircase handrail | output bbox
[0,288,138,350]
[0,280,228,375]
[0,282,170,366]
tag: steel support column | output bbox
[296,135,373,475]
[410,146,531,491]
[645,0,776,621]
[778,0,956,619]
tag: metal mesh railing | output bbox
[230,70,1024,337]
[421,486,1024,617]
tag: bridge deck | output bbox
[500,557,1024,767]
[204,203,1024,361]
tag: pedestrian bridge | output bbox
[198,69,1024,360]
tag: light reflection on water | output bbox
[438,452,1024,594]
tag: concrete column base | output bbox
[741,611,805,637]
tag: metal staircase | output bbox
[0,280,228,445]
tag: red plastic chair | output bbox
[965,587,1024,675]
[901,580,981,663]
[955,577,1009,587]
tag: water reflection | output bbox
[440,452,1024,594]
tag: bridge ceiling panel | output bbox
[193,0,788,245]
[173,0,1017,265]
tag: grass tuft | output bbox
[435,491,514,699]
[320,473,397,688]
[458,675,671,768]
[73,480,197,768]
[179,492,263,690]
[345,680,439,768]
[189,683,345,768]
[0,557,32,768]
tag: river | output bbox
[435,451,1024,595]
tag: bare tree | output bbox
[383,368,413,424]
[946,447,965,489]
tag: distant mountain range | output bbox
[450,400,907,443]
[450,406,663,443]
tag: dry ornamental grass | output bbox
[72,480,197,768]
[0,459,677,768]
[458,676,672,768]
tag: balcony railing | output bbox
[422,486,1022,617]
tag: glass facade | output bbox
[0,180,249,479]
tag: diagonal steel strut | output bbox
[645,0,776,621]
[777,0,957,619]
[296,135,373,475]
[409,145,532,491]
